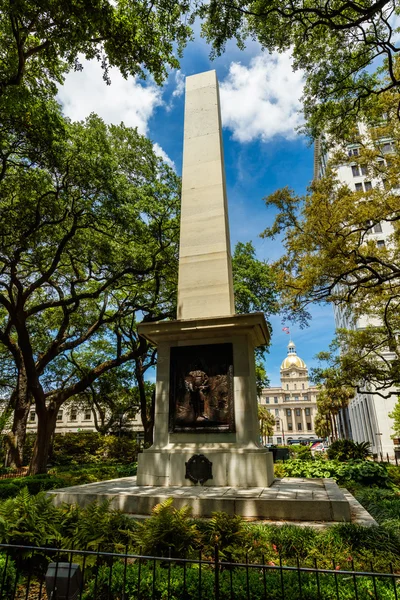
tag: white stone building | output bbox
[314,123,398,456]
[259,341,320,444]
[26,406,144,438]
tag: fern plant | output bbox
[132,498,200,557]
[61,499,137,552]
[0,487,62,547]
[204,512,249,561]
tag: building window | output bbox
[296,408,301,417]
[286,409,291,417]
[377,240,385,247]
[265,397,270,404]
[274,397,278,404]
[285,395,290,401]
[305,408,310,416]
[297,423,302,431]
[276,421,280,430]
[348,147,359,157]
[294,383,297,390]
[29,411,36,422]
[373,223,382,233]
[364,181,372,191]
[286,384,289,390]
[288,423,293,431]
[275,409,279,416]
[351,165,360,177]
[307,422,312,431]
[355,182,363,191]
[277,437,282,445]
[57,411,63,421]
[69,409,77,422]
[381,142,394,154]
[361,165,368,176]
[84,410,92,421]
[294,395,299,401]
[302,383,304,390]
[303,394,308,401]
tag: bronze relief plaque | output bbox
[169,343,235,432]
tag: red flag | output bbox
[282,327,290,334]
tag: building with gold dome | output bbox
[259,341,320,444]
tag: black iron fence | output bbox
[1,543,399,599]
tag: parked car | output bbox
[311,441,329,452]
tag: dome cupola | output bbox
[280,340,306,370]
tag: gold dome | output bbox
[280,341,306,370]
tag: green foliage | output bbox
[265,524,318,559]
[258,405,275,440]
[0,553,17,598]
[132,498,200,557]
[204,512,250,561]
[0,475,66,499]
[389,399,400,438]
[60,499,137,552]
[288,444,312,460]
[199,0,400,139]
[24,431,139,468]
[281,457,388,486]
[82,559,398,600]
[0,488,62,546]
[0,0,193,92]
[355,488,400,524]
[327,439,371,462]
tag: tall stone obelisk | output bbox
[137,70,274,489]
[177,71,234,320]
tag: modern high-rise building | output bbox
[314,123,397,456]
[259,341,319,444]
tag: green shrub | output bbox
[327,439,370,461]
[0,475,66,499]
[60,499,137,552]
[355,488,400,523]
[264,524,318,559]
[0,487,62,546]
[344,461,389,487]
[133,498,200,557]
[50,432,105,465]
[281,457,348,480]
[288,444,312,460]
[203,512,250,561]
[0,553,17,598]
[281,458,388,486]
[82,560,398,600]
[100,436,139,464]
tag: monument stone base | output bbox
[136,313,274,489]
[137,446,274,487]
[47,477,375,524]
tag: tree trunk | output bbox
[29,406,58,475]
[4,368,31,468]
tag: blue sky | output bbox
[57,30,336,386]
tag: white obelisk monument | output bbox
[137,70,274,488]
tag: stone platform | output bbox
[46,477,374,524]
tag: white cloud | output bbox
[57,57,176,167]
[220,51,304,142]
[153,143,176,170]
[172,70,185,98]
[57,57,162,136]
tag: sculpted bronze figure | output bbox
[169,343,235,432]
